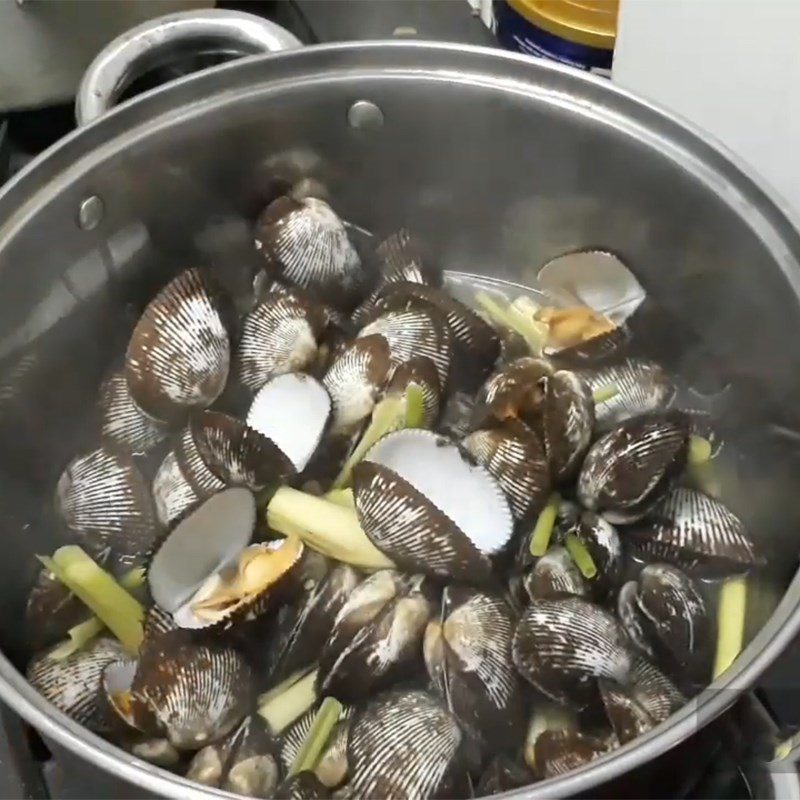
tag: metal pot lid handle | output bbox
[75,8,302,127]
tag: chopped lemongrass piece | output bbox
[688,436,721,497]
[529,493,560,557]
[713,576,747,678]
[564,533,597,579]
[258,668,319,734]
[267,487,394,570]
[290,696,343,776]
[404,382,426,429]
[47,566,145,660]
[324,488,355,509]
[689,435,713,465]
[592,384,619,404]
[475,292,548,354]
[38,547,144,654]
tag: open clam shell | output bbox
[540,370,595,482]
[387,356,442,427]
[533,729,608,779]
[236,290,327,391]
[424,587,527,755]
[523,546,587,601]
[473,357,553,427]
[580,358,676,430]
[629,487,760,573]
[27,637,126,732]
[577,412,690,524]
[512,596,633,709]
[255,196,363,309]
[347,690,464,800]
[358,307,452,393]
[131,631,252,750]
[462,421,550,522]
[99,371,167,454]
[191,411,295,489]
[55,447,160,570]
[322,335,391,435]
[317,571,432,702]
[247,372,331,472]
[126,268,232,424]
[352,429,513,583]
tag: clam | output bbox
[98,371,167,454]
[126,268,232,424]
[236,289,327,391]
[176,423,227,497]
[148,487,304,629]
[322,335,392,435]
[577,412,690,524]
[462,421,550,522]
[439,390,476,439]
[572,512,623,597]
[222,715,280,797]
[347,690,464,799]
[152,449,201,526]
[598,679,656,745]
[629,487,760,573]
[628,655,685,723]
[473,357,553,427]
[275,773,331,799]
[423,586,527,755]
[375,229,441,288]
[130,737,181,768]
[512,596,633,709]
[386,356,442,428]
[536,303,626,363]
[27,637,126,731]
[186,738,234,787]
[352,429,513,583]
[580,358,675,429]
[254,196,363,309]
[247,372,331,472]
[317,571,432,702]
[532,729,608,779]
[617,581,656,659]
[131,631,252,750]
[26,567,87,652]
[280,707,352,788]
[523,702,578,774]
[540,369,594,482]
[522,546,587,601]
[358,307,452,393]
[55,447,160,570]
[476,754,535,796]
[101,657,153,735]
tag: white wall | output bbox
[613,0,800,214]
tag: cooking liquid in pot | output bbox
[22,200,769,797]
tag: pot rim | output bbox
[2,41,800,799]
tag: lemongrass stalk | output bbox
[592,384,619,404]
[290,697,343,776]
[324,488,355,509]
[38,547,144,654]
[689,435,712,465]
[475,292,548,354]
[258,668,319,734]
[529,493,560,557]
[713,576,747,678]
[564,533,597,579]
[404,382,426,428]
[267,487,394,570]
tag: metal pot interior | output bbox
[0,42,799,797]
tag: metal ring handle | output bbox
[76,9,301,126]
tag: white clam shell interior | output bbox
[365,429,512,555]
[247,373,331,472]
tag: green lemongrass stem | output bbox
[687,435,721,497]
[564,533,598,579]
[48,567,145,660]
[529,493,560,557]
[689,435,712,465]
[290,697,344,776]
[404,382,426,429]
[713,576,747,678]
[324,488,355,509]
[267,487,394,570]
[38,547,144,654]
[475,291,548,354]
[592,384,619,404]
[258,668,319,734]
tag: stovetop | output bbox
[1,1,799,797]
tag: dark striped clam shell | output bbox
[222,715,280,797]
[425,587,527,754]
[462,421,550,522]
[573,512,623,597]
[523,546,587,601]
[254,196,363,309]
[352,429,513,584]
[376,229,441,288]
[358,307,452,393]
[512,596,633,709]
[439,390,476,439]
[55,447,160,570]
[547,325,630,367]
[152,449,200,526]
[347,690,464,799]
[126,268,231,424]
[629,487,759,573]
[580,358,676,430]
[387,356,442,427]
[617,581,656,659]
[628,655,685,723]
[533,729,608,779]
[27,637,127,732]
[25,567,87,652]
[236,290,327,391]
[98,371,167,454]
[317,571,432,702]
[540,370,594,482]
[322,335,391,435]
[599,678,656,745]
[577,412,690,524]
[132,632,253,750]
[274,773,330,799]
[190,410,295,489]
[473,357,553,427]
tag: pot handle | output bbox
[75,8,301,127]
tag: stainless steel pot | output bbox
[0,36,800,799]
